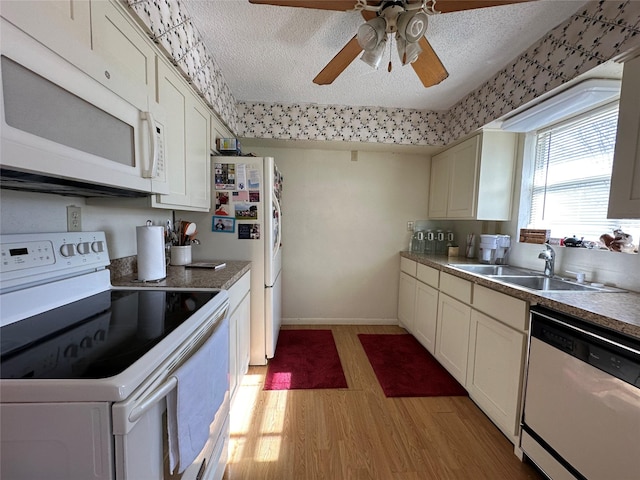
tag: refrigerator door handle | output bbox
[273,193,282,258]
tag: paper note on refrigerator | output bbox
[214,163,235,190]
[247,166,261,190]
[236,164,247,190]
[238,223,260,239]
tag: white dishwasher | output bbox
[521,306,640,480]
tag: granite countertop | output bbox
[112,260,251,291]
[401,252,640,341]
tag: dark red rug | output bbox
[358,334,467,397]
[264,330,348,390]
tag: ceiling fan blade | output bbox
[248,0,364,11]
[411,37,449,87]
[313,36,363,85]
[312,9,379,85]
[431,0,536,14]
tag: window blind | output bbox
[529,102,640,242]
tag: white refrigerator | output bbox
[205,156,283,365]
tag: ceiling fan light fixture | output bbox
[397,11,428,43]
[356,16,387,51]
[360,35,387,69]
[396,36,422,65]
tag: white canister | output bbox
[136,225,167,281]
[170,245,192,266]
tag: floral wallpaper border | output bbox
[126,0,640,147]
[125,0,239,133]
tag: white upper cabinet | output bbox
[428,131,517,220]
[3,0,226,212]
[89,0,155,111]
[184,98,212,210]
[3,0,155,112]
[211,114,233,155]
[608,54,640,219]
[427,149,451,218]
[0,0,91,66]
[151,57,211,211]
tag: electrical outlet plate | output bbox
[407,221,415,231]
[67,206,82,232]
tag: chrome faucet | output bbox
[538,243,556,278]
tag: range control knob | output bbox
[64,344,78,358]
[77,242,91,255]
[60,244,76,257]
[92,241,105,253]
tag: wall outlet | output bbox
[67,206,82,232]
[407,221,415,232]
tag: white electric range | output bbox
[0,231,230,480]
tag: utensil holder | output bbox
[170,245,192,266]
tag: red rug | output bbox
[264,330,348,390]
[358,334,467,397]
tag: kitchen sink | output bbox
[448,264,537,276]
[448,264,625,292]
[493,275,625,293]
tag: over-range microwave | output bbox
[0,19,169,197]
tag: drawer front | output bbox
[400,257,417,276]
[473,284,528,331]
[439,272,472,304]
[417,263,439,288]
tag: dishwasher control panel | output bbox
[588,343,640,386]
[531,307,640,388]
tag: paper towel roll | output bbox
[136,225,166,281]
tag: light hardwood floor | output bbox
[224,325,544,480]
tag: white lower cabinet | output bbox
[414,281,438,354]
[397,256,530,446]
[398,259,438,353]
[469,284,528,443]
[467,309,526,441]
[398,271,417,332]
[226,271,251,404]
[435,293,471,387]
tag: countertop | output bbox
[112,260,251,291]
[401,252,640,341]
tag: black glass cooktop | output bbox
[0,289,219,380]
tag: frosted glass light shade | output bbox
[396,36,422,65]
[360,36,387,69]
[397,11,428,43]
[357,17,387,50]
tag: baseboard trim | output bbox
[282,318,399,326]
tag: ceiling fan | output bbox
[248,0,536,87]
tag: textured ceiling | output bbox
[182,0,591,111]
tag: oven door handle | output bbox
[128,376,177,423]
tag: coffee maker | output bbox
[478,234,511,265]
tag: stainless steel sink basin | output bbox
[448,264,625,293]
[493,275,625,293]
[448,264,537,276]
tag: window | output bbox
[526,102,640,247]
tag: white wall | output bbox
[211,144,431,323]
[0,189,168,260]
